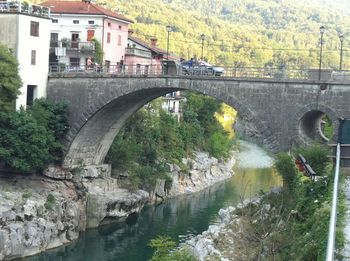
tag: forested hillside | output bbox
[32,0,350,68]
[96,0,350,69]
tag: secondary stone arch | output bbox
[294,103,339,146]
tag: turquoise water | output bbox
[21,142,281,261]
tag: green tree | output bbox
[91,38,103,65]
[0,99,69,172]
[275,152,297,191]
[0,44,21,112]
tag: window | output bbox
[118,25,122,30]
[52,19,58,23]
[117,35,121,46]
[50,33,58,47]
[30,21,39,37]
[73,20,79,24]
[136,64,141,75]
[107,32,111,43]
[26,85,37,106]
[88,20,95,25]
[87,30,95,41]
[107,22,111,27]
[31,50,36,65]
[70,57,80,67]
[71,33,79,48]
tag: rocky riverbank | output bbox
[152,151,236,200]
[0,150,236,260]
[184,196,270,261]
[0,175,85,261]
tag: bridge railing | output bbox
[326,143,341,261]
[49,63,164,75]
[48,63,350,81]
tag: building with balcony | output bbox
[40,0,133,70]
[125,34,169,74]
[0,0,51,109]
[162,91,184,121]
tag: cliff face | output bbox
[0,176,86,261]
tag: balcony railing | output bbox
[50,41,95,52]
[125,47,152,59]
[0,0,50,18]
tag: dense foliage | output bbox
[106,92,233,190]
[275,152,297,191]
[91,38,103,65]
[235,145,343,260]
[0,45,21,112]
[0,99,69,172]
[93,0,350,69]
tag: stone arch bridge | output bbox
[47,74,350,168]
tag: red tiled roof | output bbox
[40,0,133,23]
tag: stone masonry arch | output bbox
[47,75,350,169]
[293,102,340,147]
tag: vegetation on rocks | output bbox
[223,145,344,260]
[0,99,69,172]
[149,236,196,261]
[0,45,69,173]
[106,92,234,190]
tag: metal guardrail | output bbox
[326,143,341,261]
[49,64,164,75]
[48,63,350,81]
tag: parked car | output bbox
[181,61,224,76]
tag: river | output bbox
[21,141,281,261]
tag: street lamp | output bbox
[339,34,345,71]
[318,25,325,80]
[166,25,172,59]
[200,34,205,60]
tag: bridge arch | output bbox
[293,103,339,146]
[46,77,272,168]
[47,75,349,169]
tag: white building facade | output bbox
[41,0,132,71]
[0,1,51,109]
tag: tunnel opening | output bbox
[299,110,334,142]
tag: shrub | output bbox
[295,145,330,176]
[0,99,69,172]
[206,131,233,158]
[149,236,196,261]
[44,193,56,211]
[275,153,297,191]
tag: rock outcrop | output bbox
[167,151,236,198]
[0,175,85,261]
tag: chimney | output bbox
[150,37,157,47]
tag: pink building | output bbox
[41,0,132,70]
[125,33,178,74]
